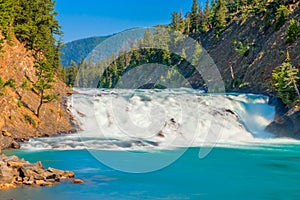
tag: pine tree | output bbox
[0,0,16,39]
[202,0,211,32]
[143,28,154,47]
[213,0,228,32]
[171,12,180,31]
[272,53,300,106]
[274,5,290,31]
[14,0,62,68]
[190,0,199,33]
[192,43,202,66]
[33,60,58,117]
[286,19,300,44]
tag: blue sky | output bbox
[55,0,204,42]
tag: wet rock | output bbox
[157,130,165,138]
[43,181,54,187]
[63,171,75,179]
[35,180,46,186]
[11,141,20,149]
[23,180,34,185]
[266,108,300,139]
[0,183,16,189]
[72,179,84,184]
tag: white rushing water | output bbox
[21,88,299,151]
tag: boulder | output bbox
[43,181,54,187]
[0,163,14,184]
[3,155,19,162]
[23,180,34,185]
[48,167,65,176]
[2,130,12,137]
[35,180,46,186]
[0,135,13,150]
[7,161,27,168]
[11,141,20,149]
[266,108,300,139]
[63,171,75,179]
[20,167,44,180]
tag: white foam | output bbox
[21,88,299,151]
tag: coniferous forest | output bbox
[62,0,300,107]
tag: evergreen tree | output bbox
[171,12,180,31]
[286,19,300,44]
[181,48,187,61]
[0,0,17,39]
[274,5,290,31]
[143,28,154,47]
[202,0,211,32]
[33,60,58,117]
[272,53,300,106]
[14,0,62,68]
[213,0,228,32]
[192,43,202,66]
[190,0,199,33]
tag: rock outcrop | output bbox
[0,153,78,189]
[0,34,76,149]
[266,107,300,139]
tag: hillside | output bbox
[61,36,110,66]
[0,35,75,149]
[63,1,300,95]
[198,2,300,95]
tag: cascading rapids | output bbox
[21,88,278,150]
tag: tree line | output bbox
[170,0,298,37]
[64,27,205,90]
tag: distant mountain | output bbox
[60,36,111,66]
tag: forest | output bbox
[62,0,300,106]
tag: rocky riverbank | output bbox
[0,152,83,190]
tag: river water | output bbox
[1,88,300,200]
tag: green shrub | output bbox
[24,114,36,127]
[0,77,4,88]
[235,41,250,57]
[20,79,29,90]
[17,100,23,108]
[4,78,15,89]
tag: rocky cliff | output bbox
[199,3,300,95]
[0,35,75,149]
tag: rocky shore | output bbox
[0,152,83,190]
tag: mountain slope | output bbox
[0,35,75,149]
[61,36,111,66]
[198,3,300,94]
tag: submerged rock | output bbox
[72,179,84,184]
[0,153,80,190]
